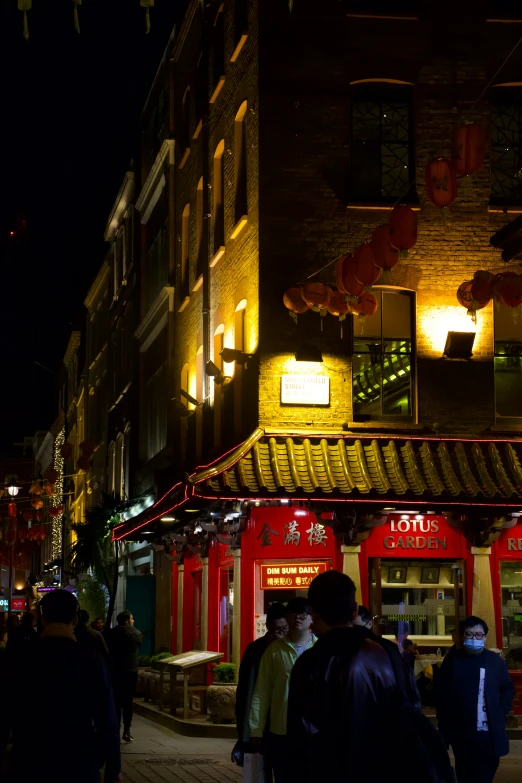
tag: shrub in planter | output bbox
[213,663,237,683]
[138,655,152,668]
[207,663,238,723]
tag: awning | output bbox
[113,429,522,540]
[490,212,522,263]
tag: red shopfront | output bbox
[360,514,471,649]
[172,505,341,661]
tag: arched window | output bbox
[212,6,225,100]
[352,288,414,421]
[180,86,191,160]
[213,325,225,448]
[349,82,414,202]
[213,140,225,252]
[491,86,522,206]
[234,101,248,224]
[181,203,190,292]
[196,176,204,278]
[234,300,247,435]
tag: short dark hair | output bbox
[285,597,311,616]
[459,615,488,635]
[308,570,356,626]
[357,605,372,625]
[266,603,288,626]
[41,590,78,624]
[403,639,415,650]
[79,609,89,624]
[117,610,132,626]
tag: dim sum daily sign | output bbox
[260,561,329,589]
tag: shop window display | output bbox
[500,561,522,668]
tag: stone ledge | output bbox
[133,699,237,739]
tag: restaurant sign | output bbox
[367,515,464,559]
[11,598,26,611]
[260,561,328,590]
[281,375,329,406]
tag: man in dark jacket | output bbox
[234,603,287,772]
[109,610,143,742]
[288,571,453,783]
[0,589,121,783]
[76,609,109,657]
[437,615,514,783]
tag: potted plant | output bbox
[207,663,238,724]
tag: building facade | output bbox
[102,0,522,712]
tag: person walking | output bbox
[437,615,514,783]
[0,589,121,783]
[109,610,143,743]
[288,571,453,783]
[249,598,316,781]
[233,603,288,771]
[75,609,109,657]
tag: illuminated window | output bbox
[491,89,522,205]
[234,301,246,435]
[352,289,414,421]
[494,302,522,421]
[213,140,225,250]
[196,345,204,461]
[214,326,224,449]
[234,101,248,224]
[180,362,190,466]
[349,84,415,202]
[196,176,204,276]
[234,0,248,46]
[181,203,190,293]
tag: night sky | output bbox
[0,0,184,453]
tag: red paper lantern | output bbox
[283,288,310,316]
[49,506,63,519]
[60,442,74,460]
[76,455,91,472]
[29,482,42,496]
[301,283,332,311]
[497,273,522,307]
[79,440,95,457]
[425,158,458,208]
[451,123,485,176]
[38,525,46,541]
[352,291,378,317]
[456,281,490,321]
[43,482,54,497]
[22,511,34,523]
[470,270,495,304]
[31,499,43,510]
[336,254,364,297]
[327,290,350,317]
[354,243,381,286]
[18,528,27,542]
[371,224,400,271]
[388,206,417,253]
[8,503,17,518]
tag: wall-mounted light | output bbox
[6,478,22,497]
[220,348,254,365]
[443,331,475,359]
[206,360,229,385]
[294,345,323,363]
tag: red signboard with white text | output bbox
[365,514,466,559]
[494,523,522,559]
[249,506,338,560]
[11,597,27,611]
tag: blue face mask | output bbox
[463,638,485,654]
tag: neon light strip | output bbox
[112,484,193,541]
[194,493,522,509]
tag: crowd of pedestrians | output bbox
[235,570,515,783]
[0,593,142,783]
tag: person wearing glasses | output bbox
[437,615,514,783]
[233,603,288,773]
[249,598,316,781]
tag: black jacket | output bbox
[235,634,273,744]
[437,647,514,757]
[288,626,453,783]
[108,623,143,673]
[365,628,421,708]
[75,623,109,658]
[0,633,120,783]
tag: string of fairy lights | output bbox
[50,429,65,562]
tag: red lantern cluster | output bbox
[49,506,63,519]
[456,269,522,321]
[425,158,458,208]
[424,123,485,209]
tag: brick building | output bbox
[107,0,522,708]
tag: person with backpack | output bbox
[287,570,454,783]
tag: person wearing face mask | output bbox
[436,615,514,783]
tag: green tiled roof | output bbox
[190,429,522,501]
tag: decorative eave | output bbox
[112,429,522,543]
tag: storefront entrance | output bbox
[368,557,466,647]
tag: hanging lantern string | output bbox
[462,33,522,121]
[304,252,345,280]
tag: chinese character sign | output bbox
[284,520,301,546]
[260,562,329,590]
[257,521,279,547]
[252,507,336,559]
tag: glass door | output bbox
[369,557,383,635]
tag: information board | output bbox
[260,561,328,590]
[281,375,329,406]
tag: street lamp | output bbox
[5,478,22,497]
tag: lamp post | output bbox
[5,477,21,616]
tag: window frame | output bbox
[349,83,416,204]
[351,287,416,423]
[490,88,522,207]
[494,300,522,423]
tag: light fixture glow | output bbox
[160,517,175,522]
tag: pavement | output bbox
[123,715,522,782]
